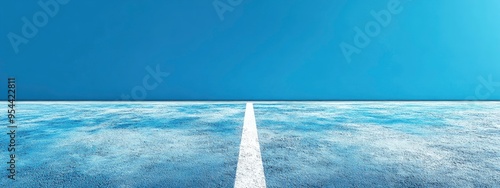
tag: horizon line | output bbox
[8,100,500,102]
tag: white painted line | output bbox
[234,103,267,188]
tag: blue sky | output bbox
[1,0,500,100]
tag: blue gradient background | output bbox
[1,0,500,100]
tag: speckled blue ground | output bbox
[255,102,500,187]
[1,102,499,187]
[1,102,245,187]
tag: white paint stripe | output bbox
[235,103,266,188]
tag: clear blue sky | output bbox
[1,0,499,100]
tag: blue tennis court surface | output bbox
[2,102,245,187]
[255,102,500,187]
[1,101,499,187]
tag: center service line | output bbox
[234,103,267,188]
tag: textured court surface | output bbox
[1,102,499,187]
[255,102,500,187]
